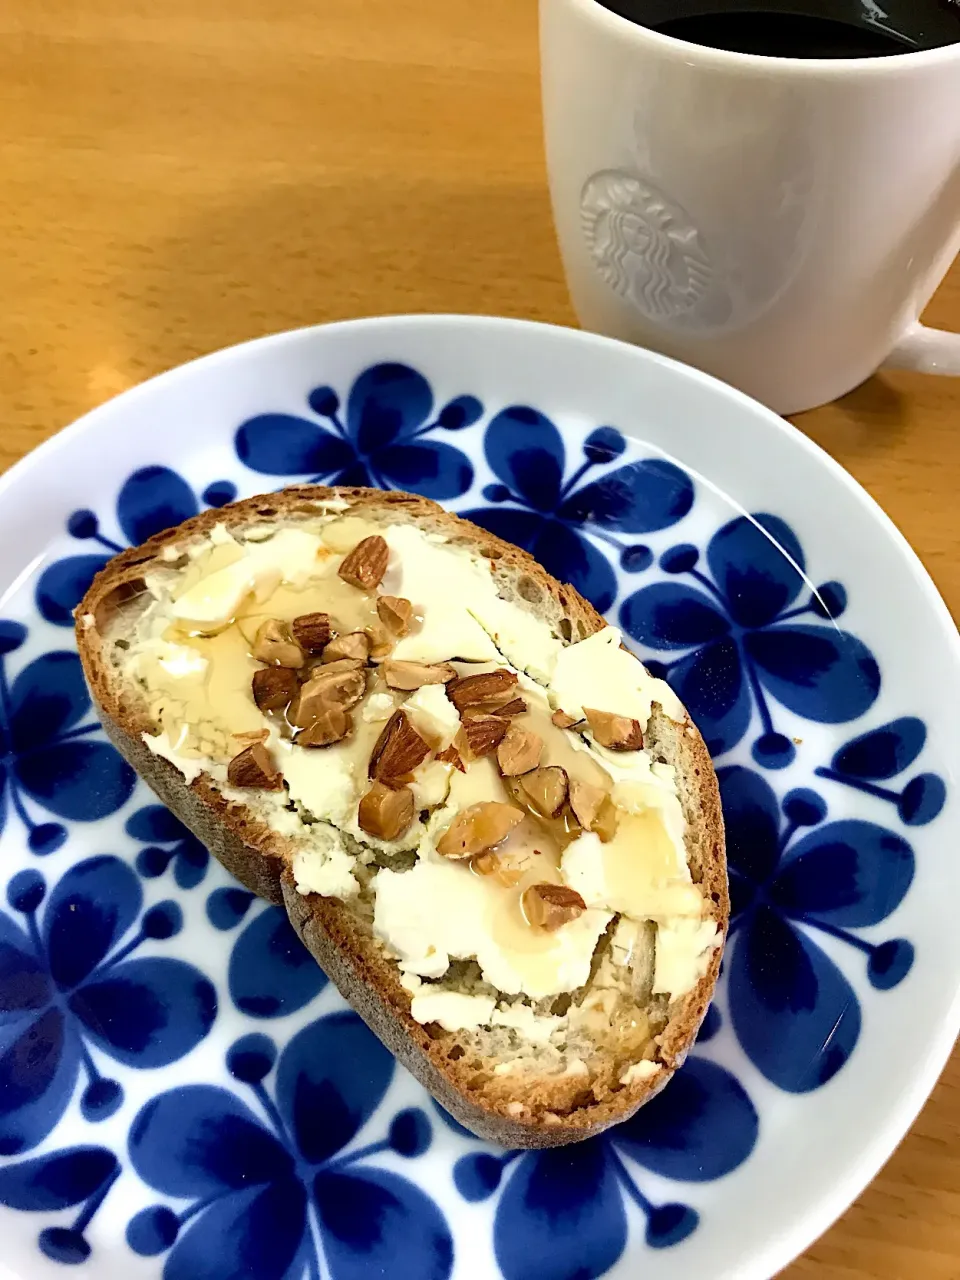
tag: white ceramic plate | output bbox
[0,316,957,1280]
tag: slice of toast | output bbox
[76,485,727,1147]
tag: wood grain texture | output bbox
[1,0,959,1273]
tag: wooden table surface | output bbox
[2,1,959,1275]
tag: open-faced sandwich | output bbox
[76,486,727,1147]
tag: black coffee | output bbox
[596,2,960,58]
[656,13,910,57]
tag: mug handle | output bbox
[884,323,960,375]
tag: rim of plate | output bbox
[3,313,958,1280]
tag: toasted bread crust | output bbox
[76,486,727,1147]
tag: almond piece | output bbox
[492,697,527,718]
[496,725,543,776]
[471,852,499,876]
[436,802,524,859]
[447,669,518,712]
[377,595,413,637]
[435,745,466,772]
[291,661,366,726]
[227,743,283,790]
[252,665,299,712]
[522,882,586,931]
[568,779,606,831]
[358,781,415,841]
[551,709,579,730]
[461,715,508,760]
[252,619,304,668]
[297,706,352,747]
[584,707,644,751]
[364,622,394,663]
[520,766,569,818]
[382,660,457,691]
[593,796,620,843]
[291,612,332,653]
[322,631,370,664]
[369,710,430,784]
[338,535,389,591]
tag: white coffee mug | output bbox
[540,0,960,414]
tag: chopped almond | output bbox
[382,660,457,691]
[227,743,283,790]
[290,661,366,726]
[297,706,352,747]
[593,796,620,843]
[252,665,299,712]
[461,715,508,760]
[364,622,394,663]
[252,619,304,668]
[447,669,518,712]
[496,725,543,776]
[492,697,527,718]
[568,778,606,831]
[435,745,466,772]
[291,612,332,653]
[436,802,524,859]
[322,631,370,664]
[369,710,430,784]
[338,535,389,591]
[522,882,586,931]
[584,707,644,751]
[358,781,415,841]
[471,851,499,876]
[520,766,569,818]
[551,709,579,730]
[377,595,413,636]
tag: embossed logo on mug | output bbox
[580,171,727,330]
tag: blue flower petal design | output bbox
[831,717,927,780]
[126,805,210,889]
[666,637,751,759]
[0,1007,76,1156]
[494,1141,627,1280]
[619,582,729,649]
[621,513,880,763]
[374,440,474,501]
[35,555,110,626]
[484,407,565,511]
[236,415,355,477]
[772,822,914,928]
[228,905,327,1018]
[127,1015,450,1280]
[719,765,913,1091]
[616,1058,759,1182]
[235,362,474,501]
[1,649,135,832]
[275,1014,393,1166]
[0,855,215,1154]
[558,457,694,534]
[116,466,199,546]
[707,514,804,628]
[0,1145,117,1211]
[745,625,881,723]
[816,718,947,828]
[468,507,618,614]
[729,904,861,1092]
[0,1144,120,1265]
[347,363,434,454]
[164,1181,307,1280]
[70,958,217,1068]
[315,1168,454,1280]
[129,1085,294,1197]
[42,856,141,992]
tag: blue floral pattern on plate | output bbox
[620,514,880,767]
[463,409,692,612]
[0,354,946,1278]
